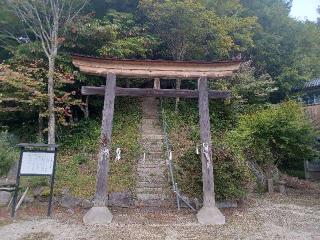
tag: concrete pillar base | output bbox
[197,206,225,225]
[83,207,113,225]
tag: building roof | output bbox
[304,78,320,90]
[71,54,242,79]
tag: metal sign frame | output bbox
[11,143,58,218]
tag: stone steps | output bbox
[137,166,163,171]
[136,193,168,201]
[141,151,163,158]
[136,181,168,188]
[135,97,172,207]
[136,187,164,194]
[141,128,163,135]
[134,199,173,207]
[137,175,167,183]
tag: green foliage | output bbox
[56,98,142,198]
[176,143,251,200]
[66,11,157,59]
[58,118,100,152]
[0,131,18,176]
[162,99,252,200]
[0,0,25,59]
[241,0,320,102]
[100,36,156,58]
[227,101,318,173]
[139,0,257,60]
[230,62,276,106]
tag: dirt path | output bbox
[0,190,319,240]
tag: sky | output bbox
[290,0,319,21]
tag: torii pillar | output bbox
[197,77,225,225]
[83,73,116,225]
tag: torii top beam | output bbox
[72,54,242,79]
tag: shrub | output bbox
[176,144,252,201]
[226,101,318,175]
[0,131,18,176]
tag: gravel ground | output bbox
[0,189,319,240]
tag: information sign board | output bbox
[20,152,55,175]
[11,144,58,218]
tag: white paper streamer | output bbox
[115,148,121,161]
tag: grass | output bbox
[55,97,142,198]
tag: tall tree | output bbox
[139,0,256,110]
[7,0,87,144]
[240,0,320,102]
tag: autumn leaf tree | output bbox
[7,0,87,144]
[0,42,80,142]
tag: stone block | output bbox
[58,188,81,208]
[108,191,133,208]
[83,207,113,225]
[81,199,94,209]
[0,191,11,207]
[197,206,226,225]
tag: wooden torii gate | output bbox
[72,55,242,225]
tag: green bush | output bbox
[0,131,18,176]
[176,145,252,201]
[226,101,318,173]
[161,98,253,201]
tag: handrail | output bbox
[160,99,196,211]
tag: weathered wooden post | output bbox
[154,78,161,90]
[84,96,89,119]
[83,73,116,225]
[175,78,181,112]
[197,76,225,225]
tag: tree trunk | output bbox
[48,57,56,144]
[38,111,44,143]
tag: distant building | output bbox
[301,78,320,105]
[299,78,320,129]
[299,79,320,180]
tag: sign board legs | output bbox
[196,77,225,225]
[11,147,24,218]
[83,73,116,225]
[48,149,58,217]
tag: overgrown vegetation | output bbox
[177,147,252,201]
[227,101,318,181]
[162,99,253,200]
[0,131,18,176]
[162,99,318,200]
[56,97,142,198]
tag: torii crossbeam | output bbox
[72,55,242,225]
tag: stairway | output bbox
[135,97,172,207]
